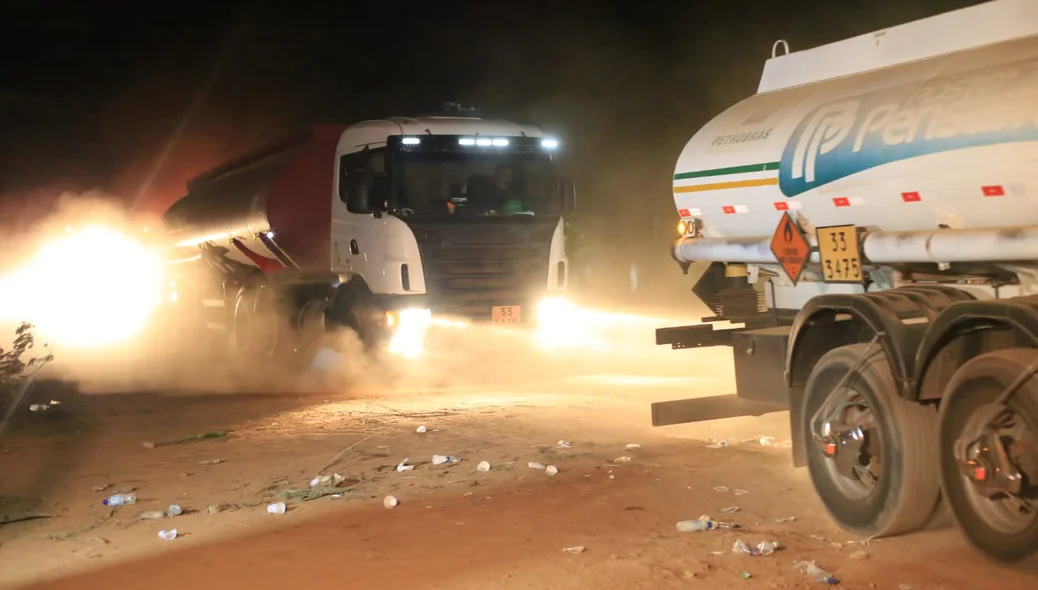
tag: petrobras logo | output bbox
[778,57,1038,197]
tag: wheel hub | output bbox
[956,418,1032,501]
[817,420,869,479]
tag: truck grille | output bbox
[419,244,549,321]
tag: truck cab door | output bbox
[331,148,390,290]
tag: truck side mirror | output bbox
[561,177,576,213]
[346,173,372,214]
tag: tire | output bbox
[803,343,941,537]
[938,348,1038,563]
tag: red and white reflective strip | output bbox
[901,191,922,202]
[773,201,803,211]
[833,197,866,207]
[677,207,702,218]
[982,185,1005,197]
[722,205,749,215]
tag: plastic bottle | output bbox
[733,539,779,556]
[676,518,738,532]
[432,455,460,465]
[795,561,839,585]
[676,519,716,532]
[267,502,286,515]
[103,493,137,507]
[166,504,183,517]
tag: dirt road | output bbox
[1,310,1035,589]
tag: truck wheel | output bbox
[803,343,941,537]
[938,348,1038,563]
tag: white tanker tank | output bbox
[654,0,1038,563]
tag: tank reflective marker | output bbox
[901,191,922,202]
[982,185,1005,197]
[674,177,778,193]
[774,201,803,211]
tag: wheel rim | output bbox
[819,385,885,500]
[958,401,1037,535]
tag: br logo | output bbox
[788,99,861,185]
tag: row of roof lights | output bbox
[399,137,559,150]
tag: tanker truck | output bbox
[654,0,1038,562]
[158,105,574,368]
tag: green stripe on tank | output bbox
[673,161,780,180]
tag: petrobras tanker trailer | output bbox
[655,0,1038,562]
[158,104,574,367]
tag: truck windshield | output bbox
[392,151,560,218]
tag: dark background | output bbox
[0,0,985,291]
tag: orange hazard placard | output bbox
[769,214,810,284]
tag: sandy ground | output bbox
[1,307,1037,589]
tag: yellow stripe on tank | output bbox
[673,177,778,193]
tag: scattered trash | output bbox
[157,529,178,541]
[29,404,52,412]
[710,551,726,556]
[207,505,221,514]
[624,443,641,450]
[706,439,733,449]
[562,546,586,554]
[773,516,796,524]
[733,539,778,557]
[849,550,868,560]
[720,506,741,514]
[557,440,572,449]
[396,459,415,472]
[103,493,137,507]
[140,510,165,520]
[142,441,156,449]
[477,460,491,473]
[829,542,844,550]
[199,459,225,465]
[740,572,752,580]
[331,494,343,499]
[310,473,345,488]
[383,495,399,509]
[166,505,183,517]
[528,461,546,470]
[613,456,633,464]
[898,585,918,590]
[546,465,559,477]
[416,425,427,434]
[795,561,839,585]
[758,436,776,446]
[810,534,827,542]
[733,489,750,496]
[432,455,460,465]
[178,431,231,442]
[91,484,110,493]
[676,517,738,532]
[266,502,287,515]
[713,486,731,493]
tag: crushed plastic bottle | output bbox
[103,493,137,507]
[416,425,427,434]
[795,561,839,585]
[477,460,491,472]
[140,510,165,520]
[528,461,546,470]
[166,504,183,517]
[557,440,572,448]
[732,539,778,557]
[676,518,738,532]
[432,455,460,465]
[158,529,178,541]
[383,495,399,509]
[545,465,559,477]
[397,458,415,472]
[267,502,286,515]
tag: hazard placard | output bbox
[769,214,810,284]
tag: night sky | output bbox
[0,0,985,248]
